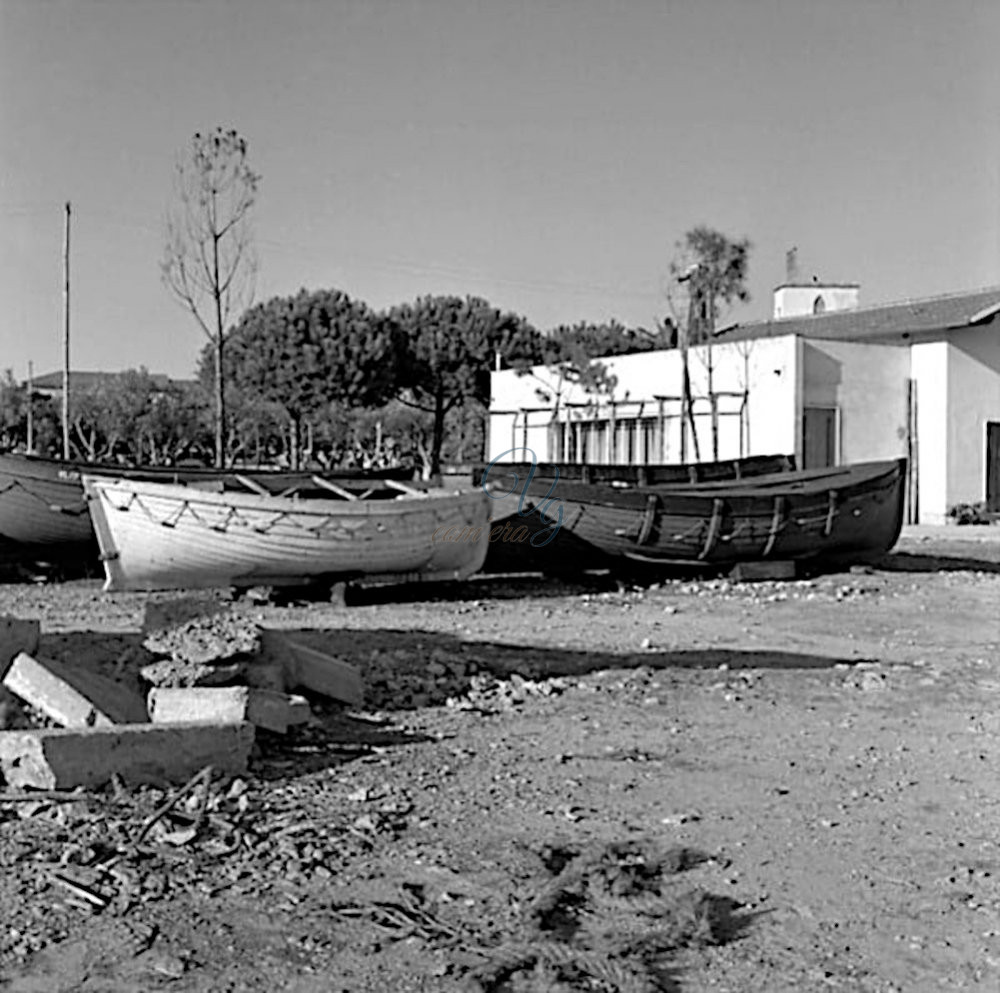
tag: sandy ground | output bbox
[1,525,999,992]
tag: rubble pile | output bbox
[0,605,362,791]
[362,647,570,712]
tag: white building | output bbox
[487,283,1000,524]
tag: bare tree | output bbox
[162,128,259,467]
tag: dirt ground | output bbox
[1,526,999,992]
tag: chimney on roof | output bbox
[785,247,799,284]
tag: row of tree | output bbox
[0,302,674,473]
[1,128,752,472]
[159,128,750,470]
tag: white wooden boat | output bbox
[82,474,490,592]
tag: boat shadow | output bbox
[251,710,435,782]
[876,549,1000,574]
[280,627,871,715]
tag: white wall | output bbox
[801,340,910,464]
[945,327,1000,510]
[911,341,949,524]
[773,285,860,318]
[487,335,800,464]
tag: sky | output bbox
[2,0,999,381]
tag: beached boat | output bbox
[82,474,490,592]
[481,458,907,572]
[0,453,412,564]
[475,453,797,573]
[474,453,795,488]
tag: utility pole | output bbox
[26,360,34,452]
[62,201,71,460]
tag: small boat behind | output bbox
[82,474,490,592]
[0,452,413,567]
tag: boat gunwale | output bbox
[81,473,487,518]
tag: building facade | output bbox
[487,284,1000,524]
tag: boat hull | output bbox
[478,453,798,573]
[82,475,490,592]
[0,453,412,564]
[484,458,907,572]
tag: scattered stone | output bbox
[3,653,148,727]
[0,721,255,789]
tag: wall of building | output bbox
[487,335,800,465]
[773,284,860,319]
[910,341,949,524]
[945,326,1000,510]
[801,340,910,464]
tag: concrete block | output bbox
[148,686,308,733]
[0,617,41,675]
[0,722,254,789]
[3,653,148,727]
[729,560,798,582]
[261,629,362,705]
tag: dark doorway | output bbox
[803,406,838,469]
[987,421,1000,512]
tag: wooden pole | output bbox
[26,360,34,453]
[62,201,71,460]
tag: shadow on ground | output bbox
[877,550,1000,573]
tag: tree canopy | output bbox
[391,295,544,474]
[668,226,752,344]
[218,288,403,468]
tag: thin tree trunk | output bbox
[431,392,445,476]
[211,225,226,469]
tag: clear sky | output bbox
[2,0,998,381]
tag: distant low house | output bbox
[26,370,189,399]
[487,282,1000,524]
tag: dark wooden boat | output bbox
[476,453,797,574]
[0,453,412,565]
[474,453,795,488]
[481,458,907,573]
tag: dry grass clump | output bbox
[468,838,741,992]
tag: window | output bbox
[813,295,826,315]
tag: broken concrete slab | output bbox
[140,656,248,689]
[142,611,262,666]
[148,686,309,733]
[0,722,254,789]
[260,630,362,705]
[3,653,148,728]
[0,617,41,675]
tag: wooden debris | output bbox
[3,652,148,727]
